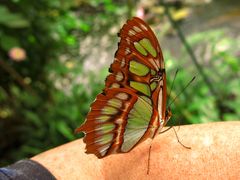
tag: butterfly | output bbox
[75,17,172,158]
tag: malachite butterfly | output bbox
[75,17,172,158]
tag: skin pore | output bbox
[32,121,240,180]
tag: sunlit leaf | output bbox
[57,121,75,140]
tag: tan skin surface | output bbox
[32,121,240,180]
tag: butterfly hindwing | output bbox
[76,88,157,158]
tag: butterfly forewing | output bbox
[76,17,170,158]
[106,18,164,94]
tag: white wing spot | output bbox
[116,92,128,100]
[116,72,123,81]
[133,26,142,32]
[115,118,124,125]
[126,37,131,45]
[99,145,110,156]
[125,48,131,55]
[140,24,148,31]
[128,29,136,36]
[114,58,118,62]
[111,83,120,88]
[121,58,125,68]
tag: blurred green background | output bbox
[0,0,239,166]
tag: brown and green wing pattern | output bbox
[76,17,169,158]
[106,17,165,99]
[75,88,156,158]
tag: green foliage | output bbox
[166,29,240,125]
[0,0,120,166]
[0,5,29,28]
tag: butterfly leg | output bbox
[159,126,173,134]
[147,127,174,174]
[159,126,191,149]
[147,139,153,175]
[172,126,191,149]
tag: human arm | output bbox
[31,121,240,179]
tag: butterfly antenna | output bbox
[167,69,179,106]
[168,76,196,108]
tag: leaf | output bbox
[5,19,29,28]
[21,145,41,154]
[79,21,90,32]
[224,55,239,72]
[0,5,29,28]
[0,35,20,50]
[57,121,75,140]
[24,111,41,127]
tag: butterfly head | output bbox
[150,68,165,83]
[158,68,165,77]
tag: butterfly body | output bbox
[76,17,171,158]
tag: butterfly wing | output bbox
[76,17,170,158]
[106,17,168,122]
[106,17,164,91]
[75,88,156,158]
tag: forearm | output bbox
[101,121,240,179]
[31,140,104,179]
[32,121,240,179]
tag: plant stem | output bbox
[161,2,219,99]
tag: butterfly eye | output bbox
[158,69,165,77]
[158,71,163,77]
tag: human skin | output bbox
[32,121,240,180]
